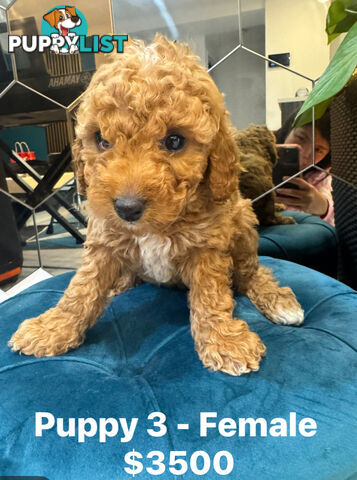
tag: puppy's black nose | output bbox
[114,196,146,222]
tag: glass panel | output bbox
[250,64,315,199]
[266,66,314,132]
[3,143,78,211]
[112,0,239,68]
[0,82,67,127]
[20,180,85,278]
[239,0,265,51]
[31,175,86,245]
[0,0,14,8]
[209,47,265,129]
[7,0,113,106]
[0,8,14,94]
[264,0,330,81]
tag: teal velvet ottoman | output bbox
[0,257,356,480]
[258,211,338,276]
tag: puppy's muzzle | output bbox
[114,196,146,222]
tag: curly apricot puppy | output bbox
[9,35,304,375]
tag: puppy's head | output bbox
[43,7,80,30]
[235,125,278,167]
[73,34,239,232]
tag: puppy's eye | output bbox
[59,15,64,20]
[162,133,186,152]
[95,131,112,152]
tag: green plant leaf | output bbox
[326,0,357,42]
[334,13,357,33]
[327,0,347,33]
[295,20,357,127]
[346,0,357,11]
[294,99,333,127]
[327,32,342,43]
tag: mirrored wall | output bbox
[0,0,356,285]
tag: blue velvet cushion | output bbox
[258,211,338,276]
[0,257,356,480]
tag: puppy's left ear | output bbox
[72,137,87,196]
[257,126,279,166]
[208,117,240,202]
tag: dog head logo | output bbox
[41,5,87,54]
[43,6,82,36]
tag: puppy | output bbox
[236,125,296,226]
[9,35,304,376]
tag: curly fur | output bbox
[9,34,304,375]
[236,125,296,226]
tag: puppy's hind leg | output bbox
[242,265,304,326]
[232,212,304,326]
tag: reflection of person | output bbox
[274,111,334,226]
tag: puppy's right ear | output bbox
[43,10,57,28]
[72,137,87,195]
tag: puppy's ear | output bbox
[208,118,240,202]
[72,137,87,195]
[66,6,77,17]
[43,10,58,28]
[256,126,279,166]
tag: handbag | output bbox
[10,141,36,163]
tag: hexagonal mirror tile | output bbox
[0,82,67,127]
[209,46,266,129]
[209,43,334,228]
[239,0,265,51]
[0,0,14,7]
[111,0,240,68]
[31,177,86,249]
[263,0,331,81]
[7,0,113,107]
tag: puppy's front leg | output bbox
[9,244,132,357]
[183,251,266,376]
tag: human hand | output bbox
[275,177,329,216]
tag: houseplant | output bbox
[295,0,357,126]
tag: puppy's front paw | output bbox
[267,286,304,326]
[197,319,266,376]
[9,308,84,357]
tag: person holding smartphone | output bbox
[274,109,334,226]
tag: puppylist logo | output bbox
[8,5,127,55]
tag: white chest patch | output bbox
[135,234,176,284]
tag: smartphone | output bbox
[273,145,301,190]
